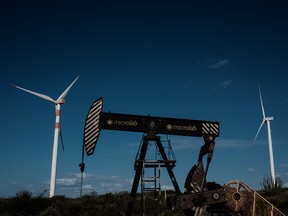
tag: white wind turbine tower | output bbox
[13,75,80,197]
[254,86,276,185]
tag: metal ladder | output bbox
[141,161,161,216]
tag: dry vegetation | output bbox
[0,188,287,216]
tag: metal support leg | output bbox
[155,137,181,195]
[126,137,149,216]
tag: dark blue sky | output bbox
[1,1,288,197]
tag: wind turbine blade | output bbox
[254,119,265,141]
[57,75,80,100]
[12,84,56,104]
[259,86,266,118]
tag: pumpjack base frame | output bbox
[125,134,182,216]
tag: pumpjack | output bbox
[80,97,286,216]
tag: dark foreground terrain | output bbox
[0,189,287,216]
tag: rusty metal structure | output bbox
[168,180,286,215]
[81,97,286,216]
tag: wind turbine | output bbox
[254,86,276,185]
[12,75,80,197]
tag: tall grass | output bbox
[260,174,284,196]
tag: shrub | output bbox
[260,174,283,196]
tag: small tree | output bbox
[260,174,283,196]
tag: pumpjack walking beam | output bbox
[83,98,219,156]
[82,97,220,215]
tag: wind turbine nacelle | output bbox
[266,117,273,121]
[56,99,65,104]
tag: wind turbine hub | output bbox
[56,99,65,104]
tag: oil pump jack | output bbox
[80,97,286,216]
